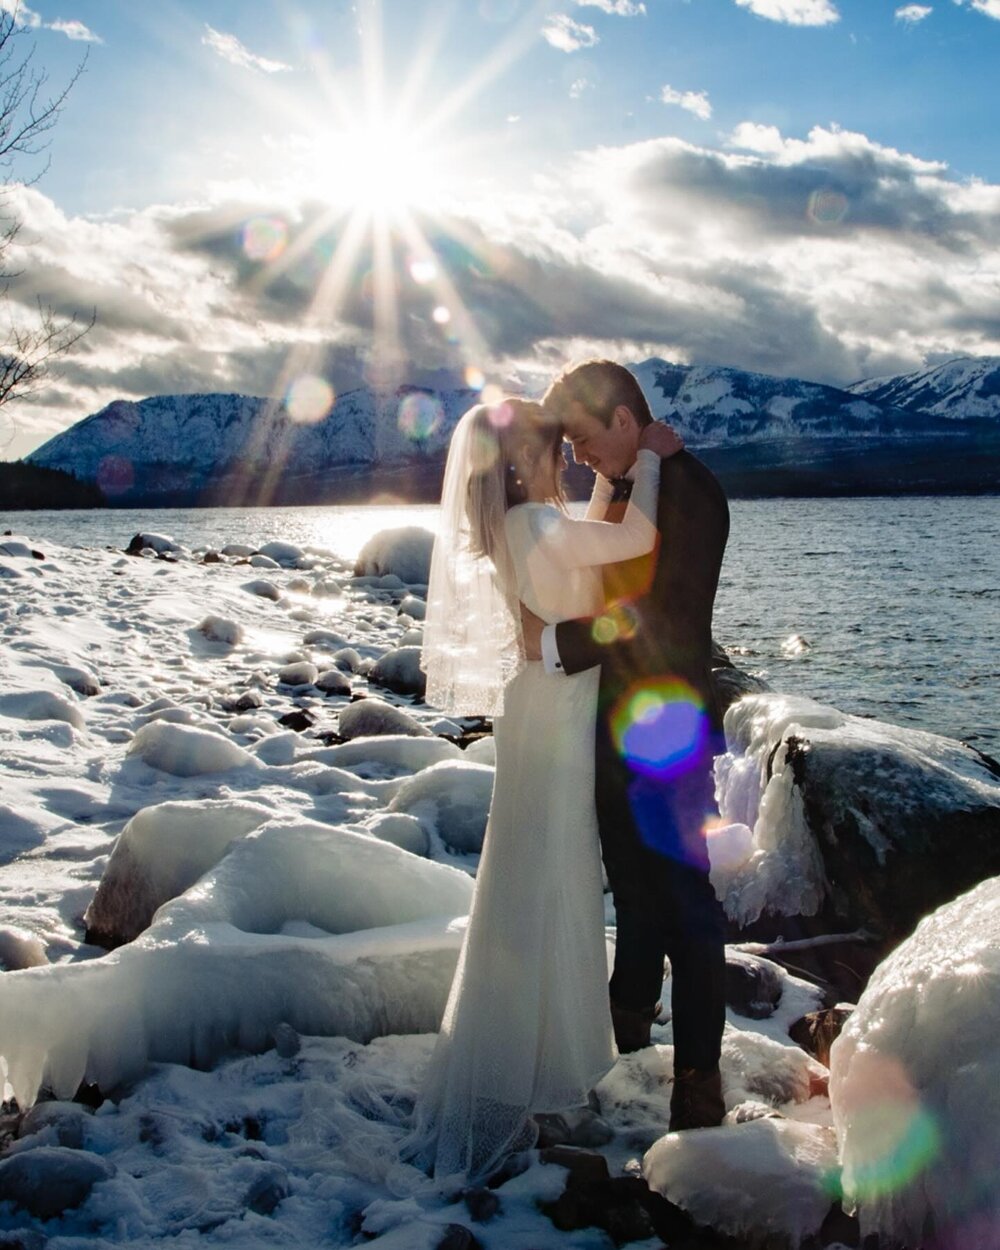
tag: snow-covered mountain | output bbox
[847,356,1000,420]
[25,356,1000,504]
[27,386,477,505]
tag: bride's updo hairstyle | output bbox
[465,397,562,564]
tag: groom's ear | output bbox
[612,404,636,432]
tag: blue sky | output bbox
[5,0,1000,456]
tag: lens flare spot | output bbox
[397,392,444,443]
[432,305,451,325]
[611,679,708,780]
[464,365,486,392]
[481,383,505,406]
[96,454,134,497]
[409,258,437,284]
[488,400,515,429]
[286,376,335,425]
[592,615,619,645]
[242,216,288,263]
[807,188,848,226]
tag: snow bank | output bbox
[0,820,474,1108]
[0,689,85,730]
[830,876,1000,1248]
[354,528,435,585]
[644,1118,839,1245]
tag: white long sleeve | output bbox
[584,472,615,521]
[522,449,660,571]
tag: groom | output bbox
[523,359,730,1131]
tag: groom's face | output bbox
[561,401,639,479]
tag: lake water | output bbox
[4,496,998,752]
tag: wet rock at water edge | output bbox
[0,1147,115,1221]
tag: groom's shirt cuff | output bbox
[541,624,564,675]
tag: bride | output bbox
[414,396,681,1181]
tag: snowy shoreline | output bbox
[1,527,998,1248]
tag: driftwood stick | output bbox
[731,929,876,956]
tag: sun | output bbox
[313,117,449,218]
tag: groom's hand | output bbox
[639,420,684,458]
[520,602,544,661]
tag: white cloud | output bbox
[0,0,41,26]
[569,76,593,98]
[661,84,712,121]
[895,4,932,19]
[575,0,646,14]
[541,14,599,51]
[953,0,1000,17]
[47,18,102,42]
[201,25,291,73]
[733,0,840,25]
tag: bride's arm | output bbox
[529,450,660,570]
[584,470,614,521]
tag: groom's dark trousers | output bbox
[555,449,729,1072]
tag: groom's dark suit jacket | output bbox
[556,448,729,735]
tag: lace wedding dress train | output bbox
[410,450,662,1182]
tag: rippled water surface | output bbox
[5,496,997,750]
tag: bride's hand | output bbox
[639,420,684,458]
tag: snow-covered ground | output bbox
[0,527,996,1247]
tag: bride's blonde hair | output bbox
[466,397,563,564]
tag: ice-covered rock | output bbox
[315,669,352,696]
[277,661,319,687]
[369,646,426,698]
[256,541,306,568]
[46,663,101,697]
[242,578,281,601]
[0,1147,115,1220]
[331,646,363,671]
[84,800,272,947]
[0,820,474,1108]
[249,553,280,569]
[126,721,258,776]
[0,689,85,730]
[125,532,182,555]
[354,528,435,585]
[389,759,494,854]
[221,542,254,557]
[643,1118,839,1245]
[365,812,431,857]
[196,615,244,646]
[338,699,431,740]
[0,926,47,970]
[831,877,1000,1249]
[306,734,461,776]
[715,694,1000,947]
[398,595,426,621]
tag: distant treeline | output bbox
[0,461,106,509]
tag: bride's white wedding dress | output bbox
[411,450,662,1181]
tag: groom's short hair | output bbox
[543,359,653,429]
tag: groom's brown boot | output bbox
[610,1000,661,1054]
[669,1065,725,1131]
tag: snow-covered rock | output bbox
[365,812,431,857]
[84,800,273,947]
[277,661,318,687]
[196,615,244,646]
[388,759,494,854]
[644,1118,839,1246]
[242,578,281,601]
[831,877,1000,1249]
[126,721,258,776]
[315,668,352,696]
[369,646,426,698]
[0,820,474,1108]
[125,532,182,555]
[715,694,1000,945]
[0,1146,116,1221]
[398,595,426,621]
[0,926,47,970]
[354,528,435,585]
[256,541,306,568]
[338,699,431,740]
[46,663,101,697]
[0,689,85,730]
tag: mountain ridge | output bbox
[23,356,1000,504]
